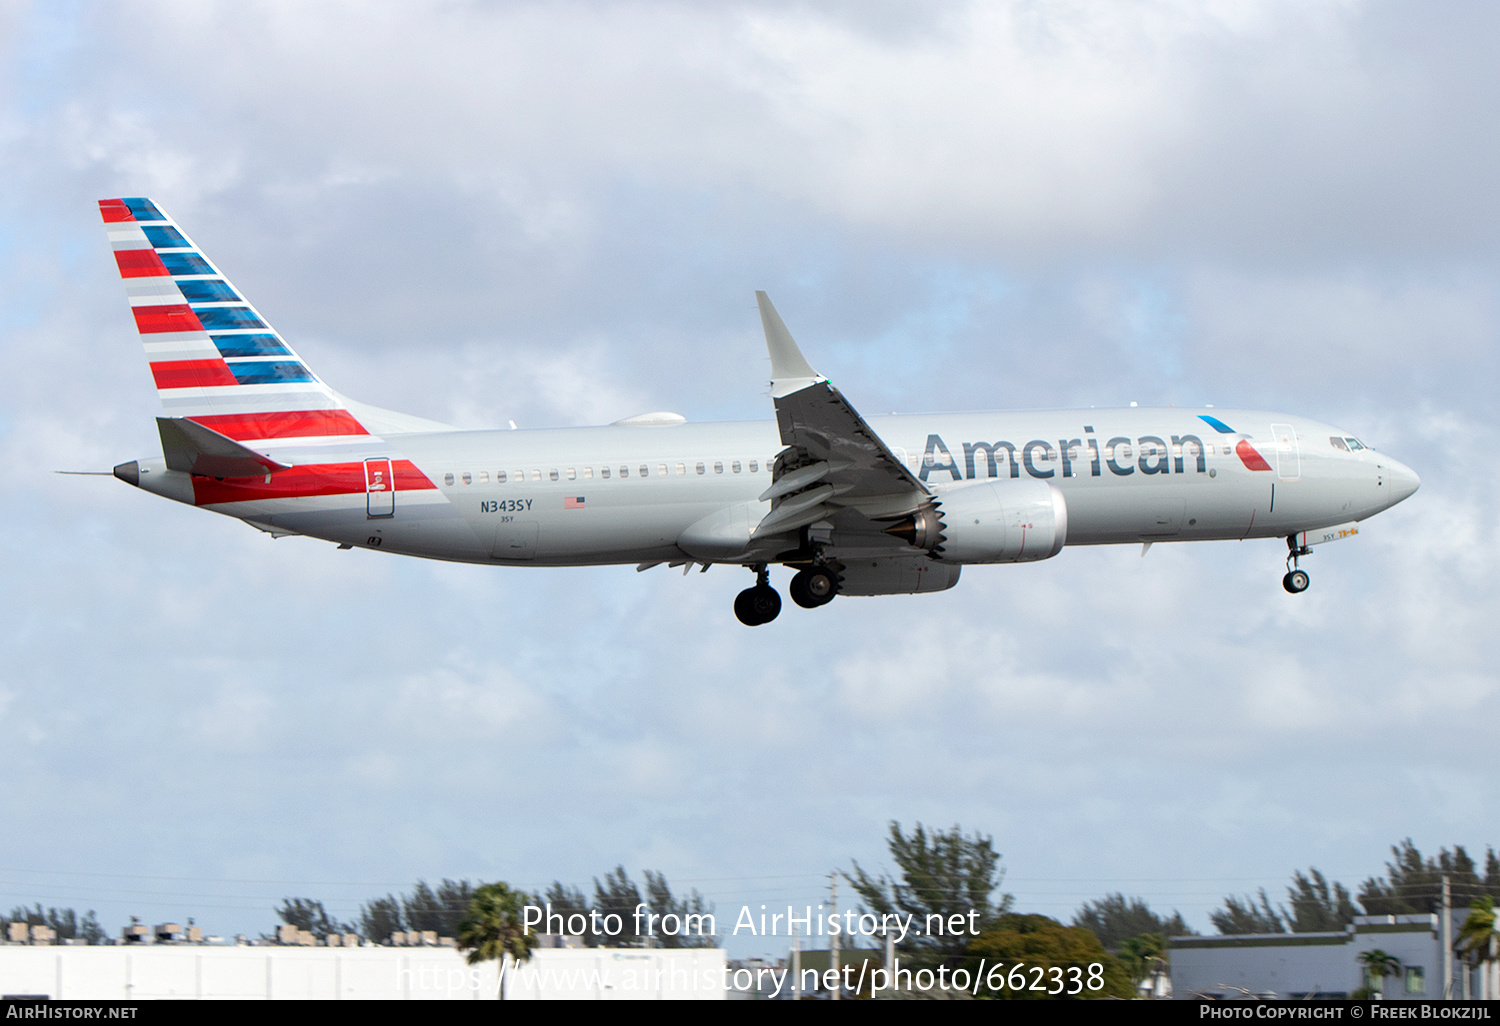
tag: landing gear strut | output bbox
[734,565,782,626]
[1283,536,1312,594]
[789,565,839,609]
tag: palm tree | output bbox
[457,882,535,999]
[1358,948,1402,999]
[1456,896,1499,999]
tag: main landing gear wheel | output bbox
[734,565,782,626]
[1283,535,1312,594]
[789,566,838,609]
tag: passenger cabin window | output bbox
[749,460,758,473]
[462,472,472,485]
[714,461,724,474]
[444,473,455,486]
[639,464,649,478]
[676,463,685,475]
[583,467,593,479]
[601,466,611,479]
[530,469,541,482]
[549,469,559,481]
[566,468,576,481]
[619,466,629,478]
[696,462,705,475]
[479,471,489,483]
[732,460,741,473]
[658,463,668,477]
[1330,436,1349,451]
[497,470,507,483]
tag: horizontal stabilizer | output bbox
[157,417,291,478]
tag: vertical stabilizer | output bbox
[99,198,369,445]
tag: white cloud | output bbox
[2,0,1499,951]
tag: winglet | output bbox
[756,291,825,398]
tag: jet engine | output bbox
[886,479,1067,563]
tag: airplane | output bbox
[99,197,1420,625]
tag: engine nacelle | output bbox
[892,480,1067,564]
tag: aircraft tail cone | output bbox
[113,460,140,487]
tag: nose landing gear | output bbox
[734,564,782,626]
[1283,536,1312,594]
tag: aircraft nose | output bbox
[1384,457,1420,504]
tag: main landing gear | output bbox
[1283,535,1312,594]
[734,565,782,626]
[789,565,838,609]
[734,564,841,625]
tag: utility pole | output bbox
[885,923,896,1000]
[792,925,801,1000]
[829,872,840,1000]
[1442,874,1453,1000]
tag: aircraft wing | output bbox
[752,292,931,540]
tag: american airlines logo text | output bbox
[919,429,1211,482]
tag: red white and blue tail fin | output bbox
[99,197,370,444]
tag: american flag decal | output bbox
[564,496,586,509]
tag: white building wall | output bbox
[0,946,497,1000]
[1170,915,1479,1000]
[1171,935,1353,999]
[503,948,726,1000]
[0,945,725,1000]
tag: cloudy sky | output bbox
[2,0,1497,953]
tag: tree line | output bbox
[1205,839,1500,935]
[5,905,107,944]
[273,867,714,947]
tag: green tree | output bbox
[847,822,1013,956]
[402,878,477,938]
[1285,868,1359,932]
[457,881,535,992]
[359,894,403,942]
[1116,932,1166,989]
[593,866,646,944]
[1359,839,1498,915]
[540,882,594,943]
[1072,894,1189,950]
[642,870,716,948]
[7,904,86,942]
[1209,889,1285,935]
[1456,895,1498,974]
[965,914,1134,1000]
[275,897,352,940]
[79,910,106,946]
[1358,948,1402,998]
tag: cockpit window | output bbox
[1345,437,1365,450]
[1330,436,1349,451]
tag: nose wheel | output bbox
[1283,536,1312,594]
[734,565,782,626]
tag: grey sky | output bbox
[0,0,1495,951]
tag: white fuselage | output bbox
[127,407,1419,567]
